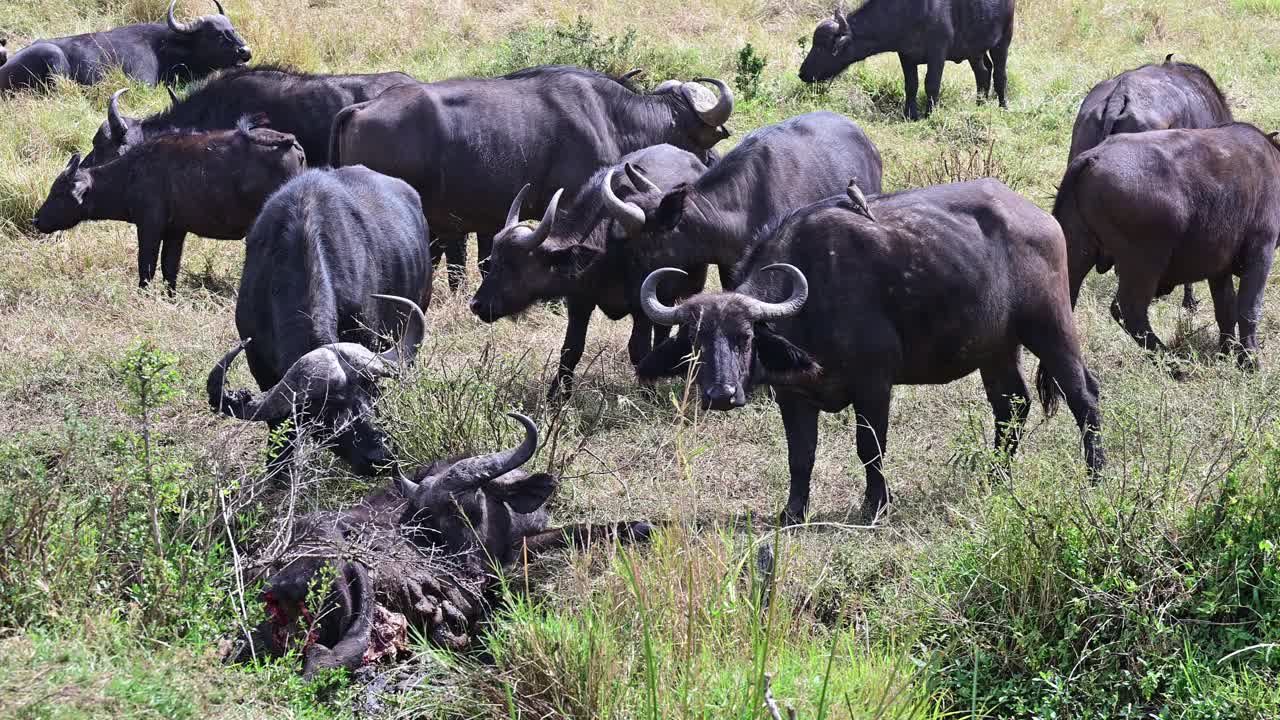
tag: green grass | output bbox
[3,0,1280,717]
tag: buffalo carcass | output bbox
[82,64,414,167]
[799,0,1014,119]
[1054,124,1280,371]
[242,413,652,676]
[1068,55,1233,311]
[0,0,249,93]
[596,111,883,284]
[206,167,433,475]
[638,179,1104,522]
[328,65,734,290]
[470,144,711,397]
[32,113,305,291]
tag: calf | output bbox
[470,144,711,397]
[1054,124,1280,370]
[32,113,305,290]
[640,180,1104,522]
[799,0,1014,119]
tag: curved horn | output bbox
[739,264,809,322]
[505,183,531,230]
[691,77,732,126]
[654,79,682,93]
[107,88,129,141]
[167,0,198,33]
[166,85,180,105]
[396,471,420,498]
[601,168,646,234]
[443,412,539,490]
[619,68,645,83]
[640,267,689,326]
[212,0,227,15]
[372,294,428,368]
[834,5,850,33]
[205,339,296,423]
[624,162,661,194]
[516,189,562,248]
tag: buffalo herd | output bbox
[12,0,1280,674]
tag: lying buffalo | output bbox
[1068,55,1233,311]
[208,166,432,475]
[639,179,1105,522]
[470,144,711,397]
[799,0,1014,119]
[33,113,305,290]
[83,64,413,167]
[242,413,652,676]
[1055,124,1280,370]
[0,0,249,93]
[329,65,734,290]
[597,111,882,284]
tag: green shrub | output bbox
[734,42,767,101]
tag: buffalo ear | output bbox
[648,185,689,233]
[754,326,821,383]
[487,472,557,514]
[546,243,598,273]
[636,335,694,381]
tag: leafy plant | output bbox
[734,42,768,101]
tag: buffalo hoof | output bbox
[860,494,891,524]
[1238,351,1261,373]
[778,503,807,528]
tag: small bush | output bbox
[734,42,767,101]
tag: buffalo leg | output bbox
[778,392,820,525]
[627,315,654,367]
[1208,273,1238,359]
[1235,239,1276,369]
[923,51,946,116]
[980,351,1030,462]
[898,55,920,120]
[159,228,187,294]
[1182,284,1199,311]
[970,53,993,100]
[1023,325,1105,481]
[1111,273,1168,357]
[476,232,495,278]
[651,322,672,348]
[850,381,893,520]
[990,41,1010,109]
[136,223,163,289]
[429,233,466,291]
[549,298,594,400]
[518,521,655,555]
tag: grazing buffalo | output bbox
[1054,124,1280,370]
[0,1,249,93]
[329,65,734,290]
[207,167,432,475]
[82,64,413,167]
[32,113,305,290]
[598,111,883,282]
[639,179,1104,522]
[246,413,652,675]
[470,144,711,397]
[799,0,1014,119]
[1068,55,1233,310]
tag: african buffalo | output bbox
[82,64,413,167]
[207,166,432,475]
[1068,55,1233,310]
[799,0,1014,119]
[1054,124,1280,370]
[33,112,305,290]
[470,144,711,397]
[597,111,883,282]
[0,0,249,93]
[328,65,734,290]
[639,179,1104,522]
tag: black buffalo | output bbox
[597,111,883,284]
[0,1,249,93]
[329,65,734,290]
[799,0,1014,119]
[206,167,432,475]
[470,144,711,397]
[1054,124,1280,370]
[639,180,1104,522]
[33,112,305,290]
[82,64,414,167]
[1068,55,1233,310]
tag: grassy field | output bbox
[3,0,1280,717]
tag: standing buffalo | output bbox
[328,65,734,290]
[82,64,414,167]
[470,144,711,397]
[0,1,250,93]
[1068,55,1233,310]
[597,111,883,282]
[207,166,433,475]
[32,114,305,290]
[1054,124,1280,370]
[799,0,1014,119]
[639,180,1104,522]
